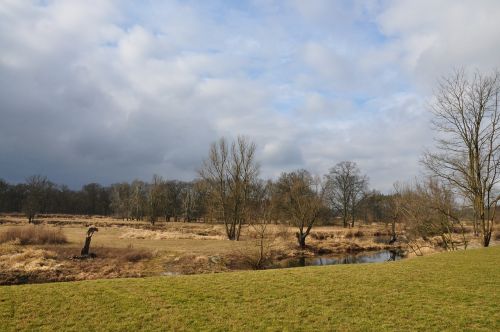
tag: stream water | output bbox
[270,250,406,269]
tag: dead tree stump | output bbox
[80,226,98,256]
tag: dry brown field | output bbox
[0,213,492,285]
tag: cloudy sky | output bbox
[1,0,500,191]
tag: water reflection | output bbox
[272,250,405,269]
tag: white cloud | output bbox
[376,0,500,90]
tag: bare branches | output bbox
[272,169,325,249]
[199,136,259,240]
[393,178,468,251]
[423,69,500,246]
[23,175,51,223]
[324,161,368,228]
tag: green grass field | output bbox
[1,247,499,331]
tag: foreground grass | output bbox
[1,247,499,331]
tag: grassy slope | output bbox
[1,247,499,331]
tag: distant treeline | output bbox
[0,173,394,225]
[0,176,206,222]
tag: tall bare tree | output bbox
[199,136,259,240]
[423,69,500,247]
[324,161,368,227]
[273,169,325,249]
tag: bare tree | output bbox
[110,183,132,220]
[181,180,207,222]
[148,174,167,225]
[393,178,468,253]
[199,136,259,240]
[165,180,185,222]
[273,169,325,249]
[23,175,50,223]
[423,69,500,247]
[243,180,275,269]
[324,161,368,227]
[130,180,147,221]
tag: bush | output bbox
[345,230,365,239]
[0,225,67,245]
[123,247,153,262]
[452,225,472,234]
[373,230,390,237]
[310,231,334,240]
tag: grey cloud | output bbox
[1,0,499,193]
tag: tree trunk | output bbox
[227,222,236,240]
[80,237,92,256]
[483,226,491,247]
[296,232,307,249]
[389,218,397,244]
[80,227,98,256]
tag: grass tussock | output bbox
[119,227,225,241]
[0,244,159,285]
[0,226,67,245]
[123,246,154,262]
[0,248,60,272]
[345,230,365,238]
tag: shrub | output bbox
[452,225,472,234]
[123,247,153,262]
[345,230,364,239]
[0,225,67,245]
[373,230,390,237]
[310,231,335,240]
[373,236,390,244]
[354,230,365,237]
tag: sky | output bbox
[1,0,500,192]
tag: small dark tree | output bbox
[23,175,50,223]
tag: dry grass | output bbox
[164,254,229,274]
[0,248,61,272]
[119,227,225,241]
[0,226,67,245]
[0,244,159,285]
[122,246,154,262]
[344,230,365,238]
[1,219,487,284]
